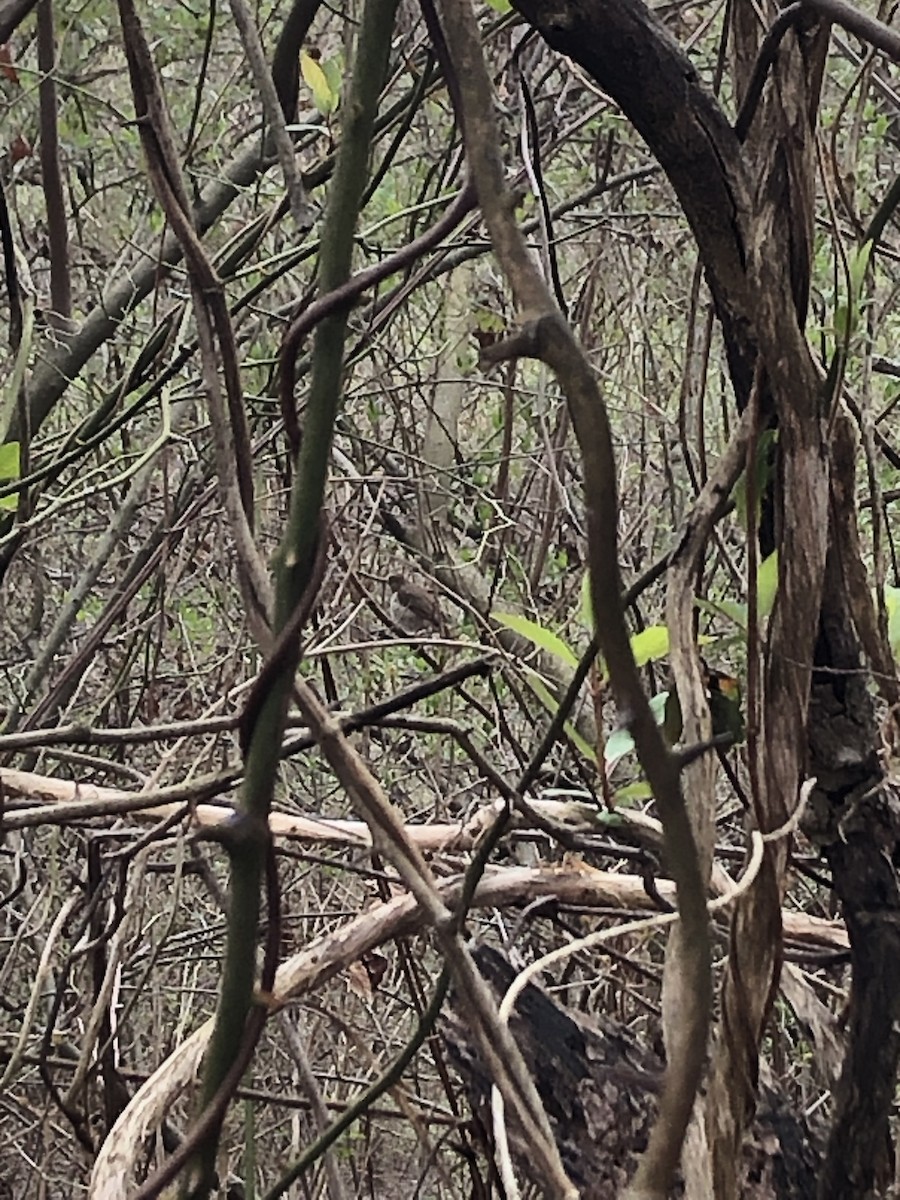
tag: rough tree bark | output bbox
[804,417,900,1199]
[506,2,893,1196]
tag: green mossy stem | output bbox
[192,1,400,1194]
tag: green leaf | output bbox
[732,428,777,527]
[578,571,594,633]
[590,808,625,826]
[850,239,873,304]
[604,726,635,763]
[833,301,849,341]
[604,691,669,764]
[757,550,779,620]
[613,781,653,805]
[0,441,19,511]
[526,669,597,764]
[630,624,669,668]
[696,555,776,635]
[582,595,678,676]
[321,56,343,105]
[301,51,339,115]
[494,611,578,668]
[885,584,900,661]
[484,0,512,10]
[696,596,748,631]
[0,440,19,479]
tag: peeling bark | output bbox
[509,2,832,1194]
[803,419,900,1200]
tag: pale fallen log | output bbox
[0,768,771,879]
[0,766,473,850]
[88,862,846,1197]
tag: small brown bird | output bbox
[388,573,444,635]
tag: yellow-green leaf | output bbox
[613,781,653,805]
[757,550,778,620]
[604,726,635,763]
[526,669,597,764]
[579,571,594,633]
[494,611,578,668]
[885,585,900,662]
[696,596,747,631]
[301,51,338,115]
[0,440,19,480]
[630,624,669,668]
[0,440,19,511]
[321,56,343,104]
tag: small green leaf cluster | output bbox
[301,51,342,117]
[492,554,783,803]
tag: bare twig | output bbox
[271,0,324,121]
[116,0,268,636]
[277,1014,351,1200]
[0,893,79,1092]
[226,0,313,229]
[0,0,37,41]
[36,0,71,328]
[734,4,803,141]
[278,176,475,458]
[0,177,21,353]
[803,0,900,61]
